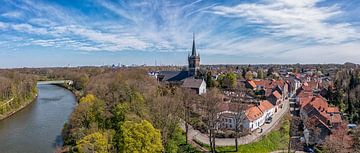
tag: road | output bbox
[181,99,290,146]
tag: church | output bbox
[157,34,206,94]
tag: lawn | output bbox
[199,113,291,153]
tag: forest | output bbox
[0,70,37,119]
[29,68,198,153]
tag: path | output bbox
[181,99,290,146]
[0,98,14,108]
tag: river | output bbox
[0,84,77,153]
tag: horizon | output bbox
[1,0,360,68]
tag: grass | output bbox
[198,113,291,153]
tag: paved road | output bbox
[181,99,290,146]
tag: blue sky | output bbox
[0,0,359,67]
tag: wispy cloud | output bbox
[210,0,359,43]
[1,11,23,18]
[0,0,359,65]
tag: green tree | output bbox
[219,72,237,89]
[257,68,264,79]
[76,132,111,153]
[120,120,163,153]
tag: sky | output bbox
[0,0,359,68]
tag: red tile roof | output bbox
[247,80,257,88]
[299,97,313,108]
[272,90,282,99]
[302,95,342,126]
[328,107,340,113]
[258,100,274,112]
[246,106,263,121]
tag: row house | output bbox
[245,79,289,100]
[217,100,275,132]
[299,95,342,144]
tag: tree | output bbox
[234,109,246,152]
[257,68,264,79]
[322,124,354,153]
[205,71,216,88]
[267,67,274,77]
[76,132,111,153]
[245,71,253,80]
[220,72,237,89]
[202,89,222,153]
[120,120,163,153]
[352,126,360,152]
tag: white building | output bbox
[181,78,206,95]
[217,100,274,131]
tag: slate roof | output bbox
[158,71,189,82]
[182,78,204,88]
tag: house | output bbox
[181,78,206,95]
[245,79,288,99]
[258,100,275,119]
[267,90,282,112]
[243,106,265,131]
[217,100,274,131]
[300,95,342,143]
[216,102,244,130]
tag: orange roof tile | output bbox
[272,91,282,99]
[299,97,313,108]
[246,106,263,121]
[258,100,274,112]
[328,107,340,113]
[247,80,256,88]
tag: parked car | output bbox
[265,117,272,124]
[304,146,315,153]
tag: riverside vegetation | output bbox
[38,68,199,153]
[0,70,37,120]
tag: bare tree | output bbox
[202,88,222,153]
[322,123,354,153]
[234,108,246,152]
[176,88,196,144]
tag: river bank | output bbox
[0,94,38,121]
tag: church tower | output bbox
[188,34,200,76]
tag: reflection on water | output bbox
[0,84,76,153]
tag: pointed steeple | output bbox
[191,33,196,56]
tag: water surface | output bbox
[0,84,76,153]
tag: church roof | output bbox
[191,33,196,56]
[182,78,204,88]
[158,71,189,82]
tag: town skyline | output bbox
[1,0,360,68]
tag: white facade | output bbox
[217,107,273,131]
[243,114,266,131]
[198,80,207,95]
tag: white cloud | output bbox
[276,41,360,63]
[0,22,8,29]
[210,0,359,43]
[1,11,23,18]
[11,23,50,35]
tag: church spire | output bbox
[191,33,196,56]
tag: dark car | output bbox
[265,117,272,124]
[304,146,315,153]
